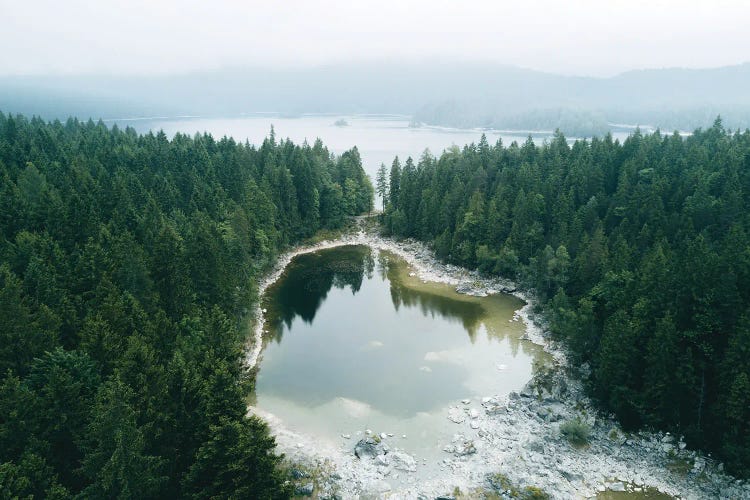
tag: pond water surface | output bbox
[253,245,548,469]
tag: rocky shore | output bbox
[246,218,749,499]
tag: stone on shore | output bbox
[485,403,507,416]
[390,451,417,472]
[354,436,388,459]
[295,482,314,496]
[607,481,626,492]
[444,434,477,456]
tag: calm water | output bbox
[253,245,547,468]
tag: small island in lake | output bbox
[333,118,349,127]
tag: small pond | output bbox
[253,245,548,473]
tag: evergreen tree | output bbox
[376,162,389,211]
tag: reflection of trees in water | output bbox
[478,307,522,357]
[378,252,485,342]
[266,246,374,341]
[376,250,390,282]
[376,251,536,358]
[265,246,538,360]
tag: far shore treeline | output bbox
[0,112,372,498]
[380,119,750,476]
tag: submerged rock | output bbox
[447,407,466,423]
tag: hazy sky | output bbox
[2,0,749,77]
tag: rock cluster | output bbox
[353,436,388,459]
[443,434,478,457]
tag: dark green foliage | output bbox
[182,417,290,500]
[383,123,750,477]
[0,452,69,499]
[0,112,371,497]
[80,379,166,499]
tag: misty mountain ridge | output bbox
[2,61,750,136]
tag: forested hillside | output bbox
[0,112,372,498]
[381,119,750,476]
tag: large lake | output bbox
[253,245,547,472]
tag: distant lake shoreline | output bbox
[111,113,652,209]
[106,111,674,139]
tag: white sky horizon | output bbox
[2,0,749,78]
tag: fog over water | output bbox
[3,3,749,136]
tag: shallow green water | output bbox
[253,245,547,463]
